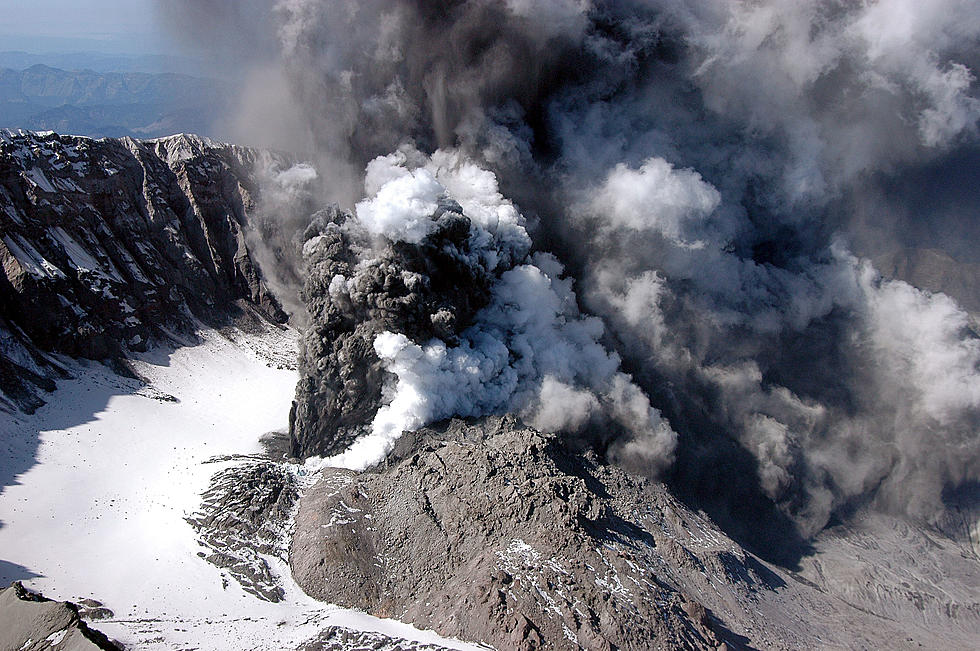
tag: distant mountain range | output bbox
[0,50,209,75]
[0,64,231,139]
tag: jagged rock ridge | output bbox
[186,460,299,603]
[0,129,288,413]
[297,627,456,651]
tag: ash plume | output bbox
[293,148,676,473]
[160,0,980,541]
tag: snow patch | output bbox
[21,167,56,193]
[49,227,124,281]
[2,234,66,280]
[0,327,480,650]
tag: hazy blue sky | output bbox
[0,0,176,54]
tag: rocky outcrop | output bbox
[291,416,980,650]
[292,417,737,650]
[297,627,455,651]
[0,129,289,413]
[0,581,120,651]
[186,461,299,602]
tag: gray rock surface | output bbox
[292,418,731,650]
[874,247,980,315]
[0,129,289,413]
[186,461,299,602]
[290,417,980,650]
[0,581,120,651]
[297,626,457,651]
[796,513,980,638]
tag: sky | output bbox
[0,0,175,54]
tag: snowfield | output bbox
[0,326,482,650]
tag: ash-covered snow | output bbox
[0,326,481,651]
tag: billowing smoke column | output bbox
[161,0,980,540]
[292,147,676,473]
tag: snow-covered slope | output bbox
[0,325,481,650]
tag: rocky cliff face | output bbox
[0,129,288,413]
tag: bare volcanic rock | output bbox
[290,416,980,650]
[0,581,120,650]
[297,626,456,651]
[291,417,734,650]
[186,461,299,602]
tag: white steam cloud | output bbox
[587,157,721,246]
[322,151,676,471]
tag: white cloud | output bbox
[586,157,721,245]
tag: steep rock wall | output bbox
[0,129,288,413]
